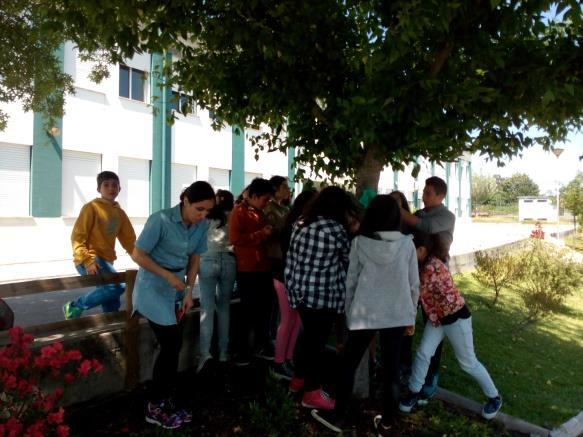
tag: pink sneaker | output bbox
[301,389,335,410]
[289,377,305,393]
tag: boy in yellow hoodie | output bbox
[63,171,136,319]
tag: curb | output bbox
[550,411,583,437]
[435,387,551,436]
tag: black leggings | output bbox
[294,306,337,392]
[336,327,405,423]
[236,271,275,357]
[148,320,183,403]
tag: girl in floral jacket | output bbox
[399,232,502,420]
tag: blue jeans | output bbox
[198,252,236,358]
[74,257,125,313]
[409,317,499,398]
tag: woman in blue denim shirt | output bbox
[131,181,215,430]
[197,189,237,371]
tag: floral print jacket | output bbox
[420,256,465,326]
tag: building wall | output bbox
[0,43,471,223]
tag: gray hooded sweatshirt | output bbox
[345,231,420,330]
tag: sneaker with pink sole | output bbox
[301,389,335,410]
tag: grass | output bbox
[431,273,583,428]
[564,232,583,252]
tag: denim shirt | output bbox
[132,204,209,325]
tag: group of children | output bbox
[64,171,502,433]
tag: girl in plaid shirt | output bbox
[285,186,359,411]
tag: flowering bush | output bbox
[530,221,545,239]
[0,327,103,436]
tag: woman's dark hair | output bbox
[180,181,215,203]
[390,190,411,213]
[248,178,275,198]
[302,186,359,230]
[207,189,234,227]
[235,185,250,204]
[285,189,318,230]
[359,195,401,238]
[269,175,287,190]
[413,231,449,263]
[281,189,318,256]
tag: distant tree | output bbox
[561,172,583,234]
[471,174,499,212]
[500,173,540,205]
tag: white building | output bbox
[0,44,472,265]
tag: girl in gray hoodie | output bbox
[311,195,420,435]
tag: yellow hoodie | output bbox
[71,198,136,267]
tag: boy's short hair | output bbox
[425,176,447,196]
[97,171,120,188]
[248,178,275,198]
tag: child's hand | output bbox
[263,224,273,237]
[86,263,99,275]
[404,325,415,336]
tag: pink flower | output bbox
[77,360,92,377]
[91,359,103,373]
[47,407,65,425]
[56,425,70,437]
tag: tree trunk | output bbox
[355,146,385,199]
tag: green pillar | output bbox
[287,146,295,185]
[150,52,172,213]
[467,161,472,216]
[413,158,420,209]
[456,160,463,217]
[431,162,436,176]
[393,170,399,191]
[230,126,245,195]
[30,45,64,217]
[445,162,451,208]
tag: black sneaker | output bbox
[482,396,502,420]
[399,391,422,413]
[272,362,293,380]
[234,355,251,367]
[253,347,275,361]
[311,409,344,433]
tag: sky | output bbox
[472,130,583,195]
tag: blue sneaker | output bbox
[399,391,421,413]
[482,396,502,420]
[63,301,83,320]
[420,373,439,403]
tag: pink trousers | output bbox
[273,279,302,363]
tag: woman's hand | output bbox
[404,325,416,336]
[166,273,186,291]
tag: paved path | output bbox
[0,221,571,327]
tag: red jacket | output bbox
[228,201,271,272]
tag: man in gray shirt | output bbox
[400,176,455,253]
[399,176,455,399]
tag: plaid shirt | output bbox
[284,217,350,312]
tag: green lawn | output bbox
[431,274,583,428]
[564,232,583,252]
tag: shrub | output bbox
[0,327,102,436]
[514,240,582,323]
[472,249,523,306]
[246,371,300,437]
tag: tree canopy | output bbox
[2,0,583,191]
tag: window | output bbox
[119,65,146,102]
[170,91,196,116]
